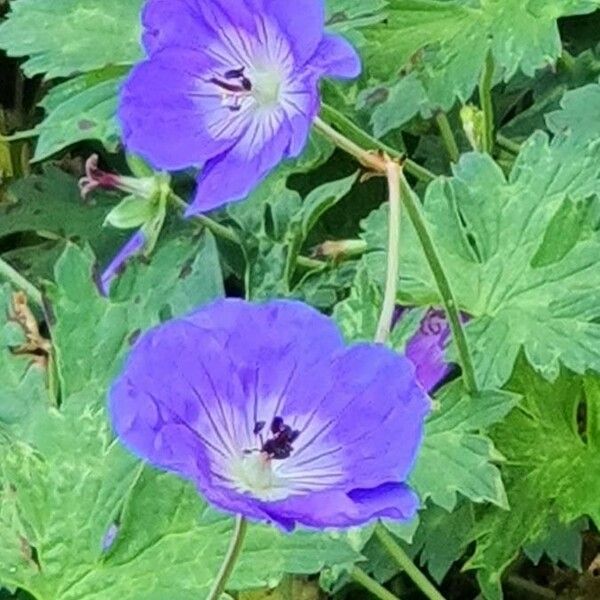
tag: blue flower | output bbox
[119,0,361,214]
[110,300,430,530]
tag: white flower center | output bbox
[229,452,292,501]
[250,66,283,108]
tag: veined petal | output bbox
[281,75,320,157]
[142,0,218,54]
[310,33,362,79]
[187,112,292,213]
[119,49,244,171]
[143,0,258,55]
[263,483,419,530]
[278,344,430,491]
[261,0,325,65]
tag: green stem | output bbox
[319,104,436,183]
[496,133,521,156]
[169,192,324,270]
[435,113,460,163]
[351,566,402,600]
[375,525,446,600]
[0,257,43,308]
[398,172,478,394]
[314,118,479,393]
[479,52,495,154]
[207,515,248,600]
[0,128,38,142]
[375,160,402,344]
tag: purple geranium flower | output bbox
[110,300,429,530]
[394,307,470,392]
[119,0,361,214]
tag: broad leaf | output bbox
[362,83,600,388]
[49,231,224,400]
[33,69,128,161]
[0,0,144,78]
[361,0,600,135]
[410,382,516,511]
[467,367,600,600]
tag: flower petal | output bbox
[99,230,145,296]
[282,74,320,157]
[119,49,242,171]
[279,344,430,490]
[262,0,325,65]
[183,299,345,418]
[310,33,362,79]
[142,0,218,54]
[142,0,259,54]
[263,483,419,530]
[187,113,292,213]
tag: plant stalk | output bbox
[206,515,248,600]
[398,172,478,393]
[0,257,43,308]
[435,113,460,163]
[375,160,402,344]
[318,105,436,183]
[350,566,402,600]
[479,52,495,154]
[375,525,447,600]
[313,116,479,393]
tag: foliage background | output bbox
[1,1,600,599]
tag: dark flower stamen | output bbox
[209,67,253,112]
[248,416,301,461]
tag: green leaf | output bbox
[1,424,358,599]
[298,173,358,239]
[412,502,476,584]
[361,0,600,134]
[410,382,516,511]
[523,516,587,571]
[292,261,358,311]
[49,231,224,401]
[77,471,361,600]
[0,0,144,78]
[104,195,159,229]
[32,70,127,161]
[0,408,140,598]
[0,167,127,282]
[333,264,384,342]
[362,83,600,388]
[467,367,600,599]
[501,47,600,141]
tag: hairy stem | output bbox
[0,257,43,308]
[398,172,478,394]
[375,160,402,344]
[318,105,436,183]
[435,113,460,163]
[375,525,447,600]
[350,566,402,600]
[206,515,248,600]
[314,117,479,393]
[479,52,495,154]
